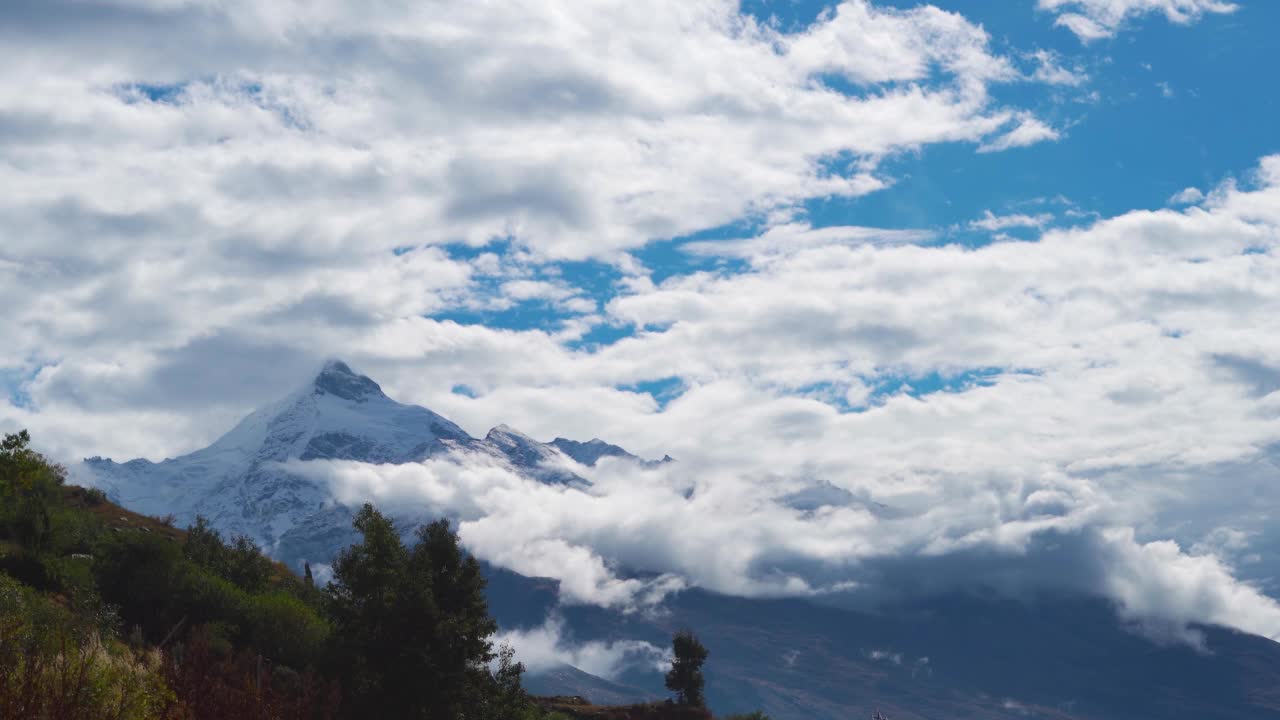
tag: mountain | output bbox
[491,582,1280,720]
[79,361,1280,720]
[81,360,652,572]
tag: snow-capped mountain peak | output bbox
[312,359,385,403]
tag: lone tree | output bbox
[665,629,709,707]
[326,504,497,719]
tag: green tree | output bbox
[224,534,274,593]
[487,643,531,720]
[665,629,709,708]
[326,504,497,719]
[183,516,229,572]
[0,430,65,553]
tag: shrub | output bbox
[243,591,330,670]
[0,574,173,720]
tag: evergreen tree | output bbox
[665,629,709,708]
[326,504,497,719]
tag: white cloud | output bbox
[0,0,1070,461]
[1038,0,1239,41]
[968,210,1055,231]
[1028,49,1089,86]
[494,616,668,679]
[1168,186,1206,205]
[683,222,934,259]
[978,114,1061,153]
[1098,528,1280,644]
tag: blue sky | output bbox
[7,0,1280,641]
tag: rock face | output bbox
[80,359,652,571]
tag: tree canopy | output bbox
[325,504,499,719]
[666,629,709,708]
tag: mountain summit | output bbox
[312,359,385,402]
[81,360,655,569]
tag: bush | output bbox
[0,574,173,720]
[93,531,188,640]
[243,591,329,669]
[82,487,109,506]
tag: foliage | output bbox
[0,574,174,720]
[162,628,338,720]
[183,517,275,594]
[0,431,66,553]
[666,630,709,708]
[325,504,499,719]
[0,430,576,719]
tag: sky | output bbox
[5,0,1280,646]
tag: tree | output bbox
[0,430,65,553]
[487,643,530,720]
[665,629,709,708]
[325,504,497,719]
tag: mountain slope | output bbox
[502,585,1280,720]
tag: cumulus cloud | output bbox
[0,0,1072,460]
[493,616,668,679]
[1038,0,1238,41]
[1169,186,1206,205]
[1098,528,1280,644]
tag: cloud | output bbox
[1098,528,1280,645]
[1038,0,1239,42]
[682,223,934,259]
[493,615,668,679]
[968,210,1055,231]
[39,152,1280,645]
[0,0,1071,460]
[1028,49,1089,86]
[977,114,1061,153]
[1168,186,1206,205]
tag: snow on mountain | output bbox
[549,437,672,468]
[80,360,657,571]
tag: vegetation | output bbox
[0,430,559,719]
[665,630,709,708]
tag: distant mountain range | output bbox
[79,361,1280,720]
